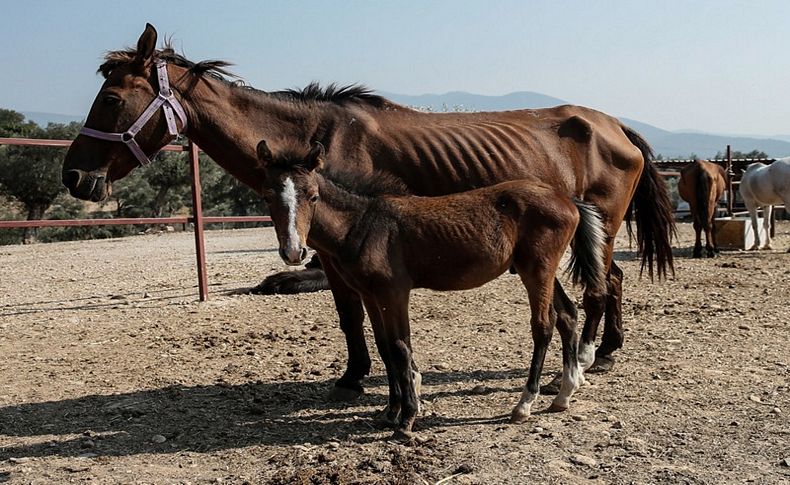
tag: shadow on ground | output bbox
[0,368,526,459]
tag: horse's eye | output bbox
[102,95,122,107]
[309,194,319,204]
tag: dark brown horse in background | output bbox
[256,140,607,435]
[678,160,726,258]
[62,24,675,400]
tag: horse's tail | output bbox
[695,164,712,231]
[568,198,607,293]
[622,125,676,281]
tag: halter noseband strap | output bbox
[79,60,188,166]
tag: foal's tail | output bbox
[694,166,712,231]
[567,199,607,293]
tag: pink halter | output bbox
[79,60,188,166]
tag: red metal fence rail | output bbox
[0,137,271,301]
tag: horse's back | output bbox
[741,161,789,205]
[371,104,644,205]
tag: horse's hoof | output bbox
[326,385,363,402]
[586,355,615,374]
[546,402,568,413]
[748,245,759,251]
[509,410,530,424]
[540,373,563,395]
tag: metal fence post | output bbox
[188,141,209,301]
[725,145,734,217]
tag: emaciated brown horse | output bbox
[62,24,675,400]
[256,140,607,436]
[678,160,726,258]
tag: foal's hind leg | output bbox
[511,264,557,424]
[579,242,615,373]
[547,279,584,411]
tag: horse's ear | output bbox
[305,142,325,171]
[134,23,158,69]
[256,140,273,165]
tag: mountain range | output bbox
[22,91,790,158]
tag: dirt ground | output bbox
[0,222,788,484]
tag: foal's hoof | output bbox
[540,372,563,395]
[390,428,416,443]
[586,355,615,374]
[326,385,363,402]
[376,406,401,428]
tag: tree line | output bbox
[0,108,266,245]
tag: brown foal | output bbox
[257,140,607,435]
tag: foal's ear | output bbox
[256,140,273,164]
[304,142,325,171]
[134,23,158,69]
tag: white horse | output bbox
[739,157,790,251]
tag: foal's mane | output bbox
[99,43,403,110]
[269,142,408,197]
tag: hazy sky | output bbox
[1,0,787,136]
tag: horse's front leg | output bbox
[745,201,761,250]
[321,256,372,401]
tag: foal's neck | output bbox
[171,67,336,192]
[306,176,374,256]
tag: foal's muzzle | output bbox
[62,169,109,201]
[279,247,308,266]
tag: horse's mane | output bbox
[268,141,408,197]
[269,82,396,109]
[99,44,403,110]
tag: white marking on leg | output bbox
[511,385,538,423]
[282,176,301,255]
[578,341,595,371]
[412,370,422,414]
[552,362,582,410]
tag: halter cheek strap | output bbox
[79,60,188,166]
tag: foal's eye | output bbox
[309,194,319,204]
[102,95,122,107]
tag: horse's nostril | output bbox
[62,170,82,189]
[278,247,288,262]
[300,248,308,261]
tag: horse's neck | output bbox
[174,73,327,192]
[307,177,372,256]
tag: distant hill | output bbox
[18,96,790,158]
[21,111,83,127]
[379,91,790,158]
[379,90,567,112]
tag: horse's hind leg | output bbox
[322,258,372,402]
[547,279,584,412]
[762,205,773,250]
[692,218,703,258]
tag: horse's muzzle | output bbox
[62,169,110,202]
[279,247,308,266]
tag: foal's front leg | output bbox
[321,257,372,401]
[376,292,420,436]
